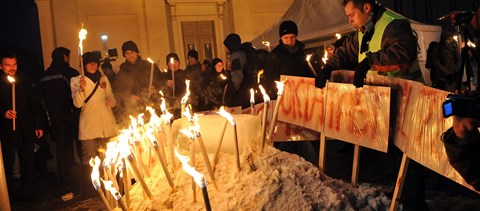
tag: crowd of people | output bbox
[0,0,479,209]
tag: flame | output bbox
[453,35,458,42]
[103,142,119,166]
[102,180,122,200]
[174,148,206,188]
[181,80,191,104]
[117,132,132,158]
[306,54,312,62]
[78,26,87,52]
[89,156,102,190]
[170,57,174,64]
[258,85,270,103]
[217,106,235,125]
[467,41,476,48]
[220,74,227,80]
[335,33,341,40]
[257,69,264,84]
[262,41,270,48]
[250,88,255,104]
[163,68,168,73]
[147,57,154,64]
[179,128,195,140]
[7,76,15,83]
[322,49,329,64]
[275,80,287,96]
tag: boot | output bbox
[80,165,96,199]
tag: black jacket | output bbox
[263,40,314,98]
[0,72,44,145]
[41,61,79,123]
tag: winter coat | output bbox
[71,74,118,140]
[327,5,420,80]
[41,61,79,123]
[442,127,480,191]
[263,40,314,98]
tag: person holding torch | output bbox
[71,52,118,197]
[0,52,44,201]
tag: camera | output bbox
[439,11,475,26]
[442,94,480,118]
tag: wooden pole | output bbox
[318,133,327,173]
[0,142,11,211]
[351,144,361,186]
[390,153,410,211]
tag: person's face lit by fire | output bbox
[344,2,372,29]
[168,59,180,72]
[281,34,297,47]
[326,47,335,58]
[85,62,98,74]
[1,57,17,76]
[215,62,224,73]
[124,50,138,64]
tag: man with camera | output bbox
[442,107,480,191]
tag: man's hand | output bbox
[315,65,333,89]
[5,110,16,119]
[452,116,480,142]
[353,59,370,88]
[35,130,43,139]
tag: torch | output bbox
[147,58,155,99]
[145,127,175,188]
[103,180,129,211]
[170,58,175,98]
[7,76,15,131]
[262,41,271,52]
[213,107,229,168]
[268,80,286,145]
[258,85,270,152]
[250,88,255,115]
[175,148,212,211]
[191,125,218,189]
[181,80,191,117]
[78,25,87,77]
[90,157,113,211]
[159,97,176,170]
[306,54,317,77]
[216,108,240,171]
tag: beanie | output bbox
[82,51,100,66]
[187,50,198,60]
[166,53,180,65]
[223,33,241,52]
[212,58,223,67]
[122,41,140,56]
[279,20,298,37]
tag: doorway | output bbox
[181,21,216,63]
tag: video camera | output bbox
[442,94,480,119]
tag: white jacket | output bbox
[71,74,118,140]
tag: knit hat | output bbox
[187,50,198,60]
[212,58,223,67]
[223,33,241,52]
[279,20,298,37]
[166,53,180,65]
[121,41,139,56]
[82,51,100,66]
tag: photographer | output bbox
[442,115,480,191]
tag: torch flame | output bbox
[220,74,227,80]
[257,69,264,84]
[174,148,206,188]
[89,156,102,190]
[467,41,476,48]
[179,128,195,140]
[117,132,132,158]
[453,35,458,42]
[79,27,87,41]
[170,57,174,65]
[7,76,15,83]
[147,57,154,64]
[250,88,255,104]
[217,106,235,125]
[258,85,270,103]
[262,41,270,47]
[102,180,122,200]
[335,33,341,40]
[322,49,329,64]
[306,54,312,62]
[275,79,287,96]
[181,80,191,104]
[104,142,119,166]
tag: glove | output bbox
[315,65,333,88]
[353,59,370,88]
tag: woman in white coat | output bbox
[71,52,118,195]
